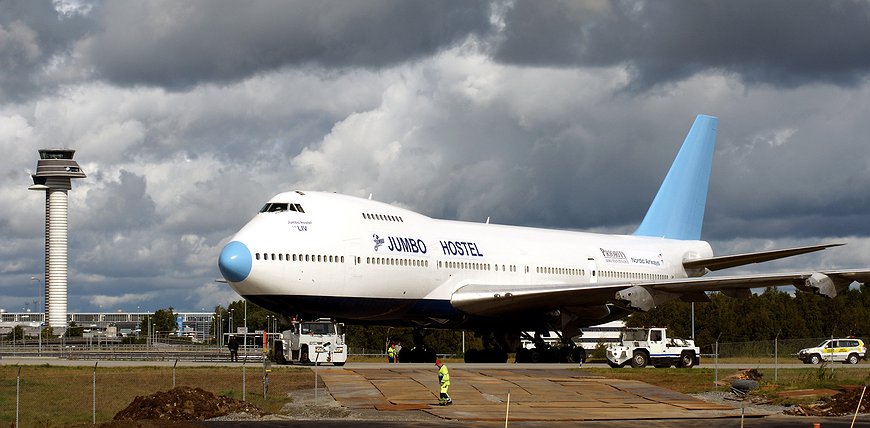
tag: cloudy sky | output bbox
[2,0,870,314]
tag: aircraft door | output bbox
[344,238,361,288]
[586,257,598,283]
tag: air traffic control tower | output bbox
[28,149,86,330]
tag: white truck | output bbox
[606,327,699,368]
[273,318,347,366]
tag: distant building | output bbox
[0,311,214,341]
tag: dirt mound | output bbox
[785,386,869,416]
[114,386,267,421]
[715,368,764,387]
[735,368,763,381]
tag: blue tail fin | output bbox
[634,115,718,240]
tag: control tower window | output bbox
[40,151,74,160]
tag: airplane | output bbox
[218,114,870,362]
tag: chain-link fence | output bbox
[1,361,312,426]
[699,337,856,363]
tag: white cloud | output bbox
[90,292,158,308]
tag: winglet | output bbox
[634,115,718,240]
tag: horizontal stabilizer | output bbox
[682,243,843,273]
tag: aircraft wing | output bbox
[450,269,870,317]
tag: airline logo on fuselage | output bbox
[375,235,428,254]
[600,247,664,267]
[600,248,628,264]
[373,234,385,251]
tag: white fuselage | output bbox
[220,191,713,329]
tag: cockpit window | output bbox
[259,203,305,213]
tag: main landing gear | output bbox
[514,331,586,364]
[397,327,437,363]
[463,331,509,363]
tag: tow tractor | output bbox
[273,318,347,366]
[606,327,699,368]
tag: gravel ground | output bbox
[208,388,443,423]
[691,391,794,415]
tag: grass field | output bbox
[1,365,313,427]
[2,363,868,426]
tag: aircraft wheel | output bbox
[570,347,587,364]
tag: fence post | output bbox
[16,367,21,428]
[774,333,779,384]
[714,339,719,389]
[263,360,271,399]
[314,351,319,404]
[93,362,98,425]
[242,357,247,401]
[173,359,178,388]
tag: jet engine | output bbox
[613,286,678,312]
[795,272,850,298]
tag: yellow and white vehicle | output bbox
[797,338,866,365]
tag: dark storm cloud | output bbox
[495,0,870,89]
[77,170,158,232]
[78,0,493,89]
[0,0,93,100]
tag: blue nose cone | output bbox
[219,241,252,282]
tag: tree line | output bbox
[626,285,870,348]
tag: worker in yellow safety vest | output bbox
[435,359,452,405]
[387,343,395,363]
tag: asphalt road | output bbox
[1,356,867,370]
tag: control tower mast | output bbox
[28,149,86,331]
